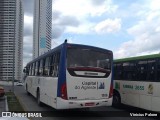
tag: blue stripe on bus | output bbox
[57,43,67,97]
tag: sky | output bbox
[23,0,160,67]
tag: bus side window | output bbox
[115,63,123,80]
[44,57,50,76]
[35,62,37,76]
[137,61,148,81]
[27,66,29,75]
[56,52,60,77]
[131,62,137,80]
[26,67,29,75]
[29,64,32,76]
[35,61,40,76]
[50,53,57,77]
[123,62,130,80]
[32,63,35,76]
[49,54,54,76]
[54,53,59,77]
[156,60,160,81]
[113,64,116,79]
[39,59,44,76]
[49,52,61,77]
[147,59,156,81]
[49,55,53,76]
[48,56,51,75]
[53,54,56,77]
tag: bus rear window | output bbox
[67,48,112,77]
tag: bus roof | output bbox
[114,54,160,63]
[67,43,112,53]
[26,42,112,66]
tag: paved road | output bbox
[0,97,5,117]
[3,85,159,120]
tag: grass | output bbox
[5,92,25,112]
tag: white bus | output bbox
[113,54,160,111]
[23,41,113,109]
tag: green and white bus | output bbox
[113,54,160,111]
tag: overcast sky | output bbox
[23,0,160,67]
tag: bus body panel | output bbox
[66,71,112,100]
[152,96,160,111]
[25,76,58,108]
[56,97,112,109]
[151,82,160,111]
[140,94,152,110]
[25,76,37,97]
[40,77,58,108]
[114,80,160,111]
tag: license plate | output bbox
[85,102,95,106]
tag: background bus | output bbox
[23,41,113,109]
[113,54,160,111]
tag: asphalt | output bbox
[0,96,6,117]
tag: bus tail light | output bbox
[61,83,68,100]
[109,85,113,98]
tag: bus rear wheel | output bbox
[112,93,121,108]
[26,84,30,95]
[37,90,42,106]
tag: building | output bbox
[0,0,23,81]
[33,0,52,59]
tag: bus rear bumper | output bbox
[56,97,112,109]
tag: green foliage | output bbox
[6,92,25,112]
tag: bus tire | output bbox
[112,91,121,108]
[37,89,42,106]
[26,84,30,95]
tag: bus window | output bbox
[49,52,60,77]
[49,54,54,76]
[29,65,32,76]
[48,55,52,76]
[114,63,123,80]
[137,60,148,81]
[26,67,29,75]
[55,52,60,77]
[130,62,137,80]
[53,54,57,77]
[35,62,38,76]
[113,64,117,79]
[35,61,40,76]
[67,48,112,78]
[97,59,110,70]
[147,60,156,81]
[157,59,160,81]
[123,62,130,80]
[44,57,50,76]
[32,63,35,76]
[39,59,44,76]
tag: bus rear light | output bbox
[109,85,113,98]
[61,83,68,100]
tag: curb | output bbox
[5,96,9,111]
[15,95,31,120]
[16,95,27,112]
